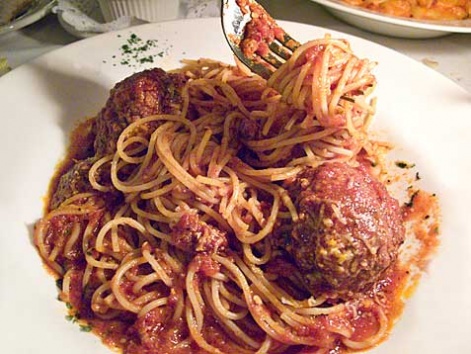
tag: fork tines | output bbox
[221,0,301,79]
[265,33,300,68]
[239,1,301,76]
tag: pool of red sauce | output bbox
[38,115,441,353]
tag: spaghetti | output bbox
[34,36,439,353]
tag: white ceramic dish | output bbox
[0,0,55,36]
[311,0,471,38]
[56,0,147,39]
[0,17,470,354]
[97,0,180,23]
[56,0,105,38]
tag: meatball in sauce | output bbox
[50,68,186,210]
[285,162,405,297]
[94,68,187,156]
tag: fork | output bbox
[221,0,301,79]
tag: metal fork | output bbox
[221,0,301,79]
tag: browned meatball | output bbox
[171,211,228,254]
[51,68,187,208]
[94,68,187,155]
[50,157,121,210]
[285,162,405,296]
[50,158,96,209]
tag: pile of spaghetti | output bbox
[34,36,436,354]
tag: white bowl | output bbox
[98,0,180,22]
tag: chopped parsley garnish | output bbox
[55,278,63,289]
[65,314,78,323]
[405,190,419,208]
[113,33,170,68]
[65,311,93,334]
[80,325,93,332]
[395,161,416,169]
[340,95,355,103]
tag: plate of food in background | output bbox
[311,0,471,38]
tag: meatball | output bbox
[50,158,96,209]
[50,68,187,209]
[171,211,228,254]
[285,162,405,296]
[50,157,121,210]
[94,68,187,155]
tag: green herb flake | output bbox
[395,161,416,169]
[65,314,78,323]
[139,56,154,64]
[340,95,355,103]
[55,278,63,289]
[121,44,131,54]
[112,33,169,68]
[405,190,419,208]
[80,325,93,332]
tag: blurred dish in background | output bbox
[0,0,35,25]
[97,0,180,23]
[0,0,55,36]
[342,0,470,21]
[55,0,220,38]
[55,0,147,38]
[311,0,471,38]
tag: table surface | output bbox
[0,0,470,93]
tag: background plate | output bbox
[0,17,470,354]
[311,0,471,38]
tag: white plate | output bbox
[0,18,470,354]
[311,0,471,38]
[0,0,55,36]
